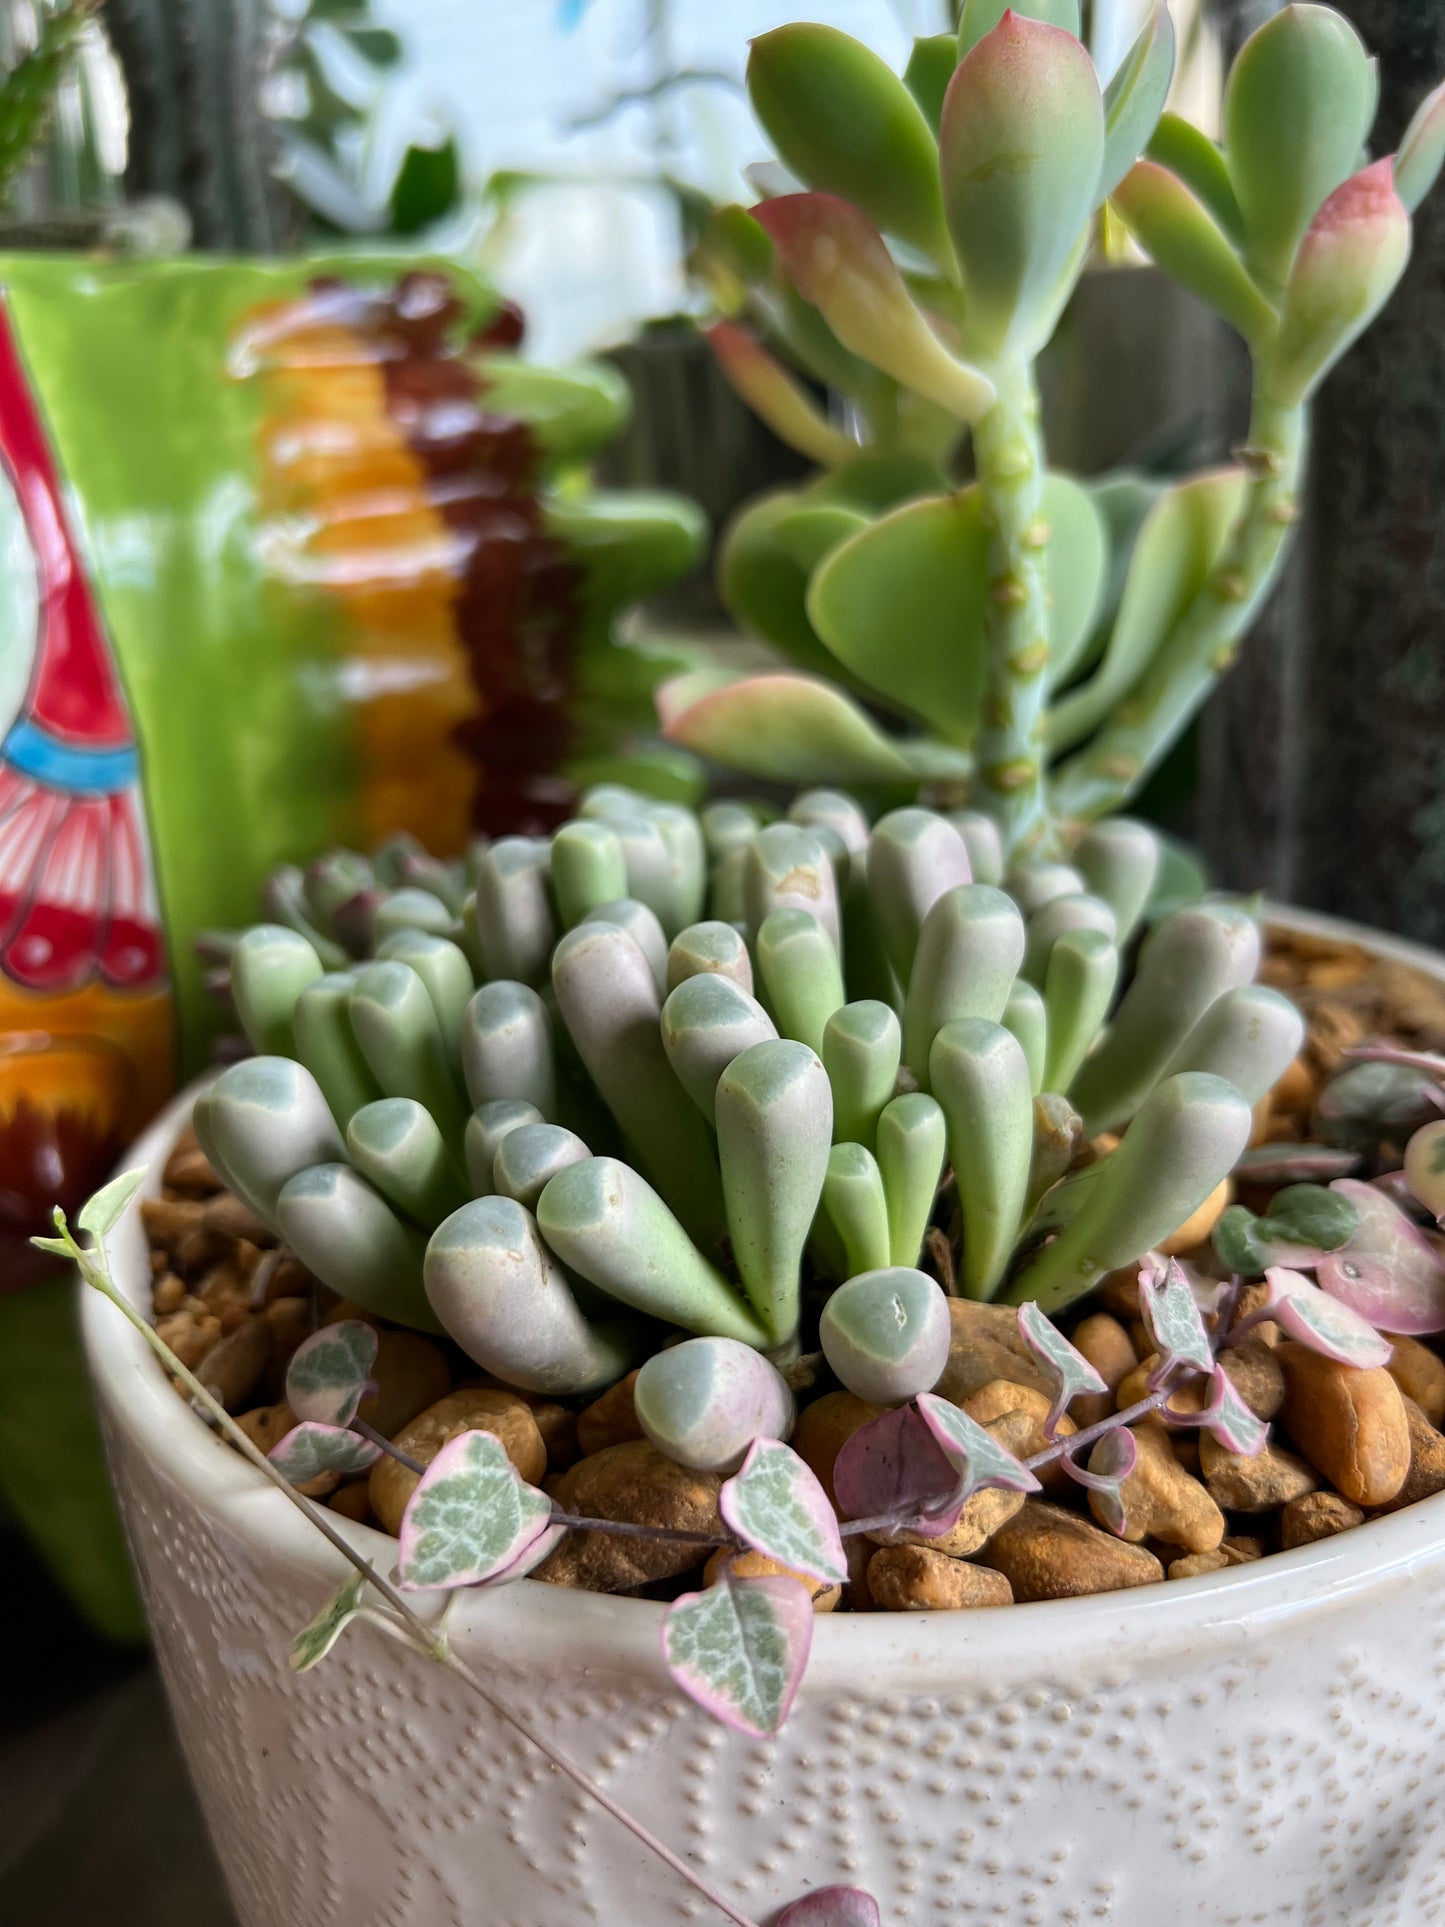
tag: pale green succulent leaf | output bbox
[659,670,915,785]
[1146,112,1245,245]
[1111,161,1277,344]
[903,33,959,137]
[958,0,1080,58]
[1395,78,1445,215]
[1098,3,1175,204]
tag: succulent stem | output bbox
[971,357,1053,859]
[1051,391,1306,824]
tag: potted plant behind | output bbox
[62,7,1445,1926]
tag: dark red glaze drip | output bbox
[357,272,584,836]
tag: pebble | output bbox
[198,1190,276,1249]
[1280,1490,1365,1548]
[790,1390,887,1510]
[1167,1548,1231,1580]
[1068,1313,1138,1428]
[1091,1419,1224,1553]
[1219,1336,1286,1420]
[355,1331,451,1440]
[1114,1354,1207,1418]
[236,1403,295,1454]
[261,1297,314,1377]
[981,1502,1164,1600]
[370,1389,546,1536]
[702,1547,841,1612]
[930,1300,1052,1406]
[868,1545,1015,1611]
[1378,1396,1445,1513]
[1278,1343,1411,1506]
[1199,1431,1318,1513]
[194,1320,269,1413]
[155,1301,222,1370]
[961,1379,1075,1495]
[871,1411,1033,1556]
[1157,1178,1232,1257]
[162,1134,222,1196]
[1384,1334,1445,1428]
[328,1481,375,1525]
[535,1441,722,1593]
[141,1196,205,1262]
[576,1369,646,1457]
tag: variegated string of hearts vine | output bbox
[43,1164,1414,1927]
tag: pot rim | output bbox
[82,902,1445,1696]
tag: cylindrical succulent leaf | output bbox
[823,999,903,1149]
[701,799,763,861]
[1028,1090,1084,1210]
[303,849,373,934]
[866,807,972,986]
[1006,1071,1253,1312]
[711,845,748,926]
[902,883,1026,1087]
[584,810,678,936]
[819,1267,952,1404]
[230,924,324,1057]
[581,897,670,994]
[372,887,454,946]
[550,819,628,929]
[788,787,871,862]
[1159,982,1305,1104]
[745,822,842,955]
[537,1156,768,1344]
[876,1091,948,1267]
[946,809,1005,886]
[349,960,470,1148]
[460,980,557,1119]
[374,931,474,1085]
[552,921,725,1240]
[1072,817,1160,946]
[716,1039,834,1346]
[667,920,755,996]
[1261,159,1411,407]
[930,1017,1034,1300]
[940,13,1105,359]
[751,194,994,422]
[1067,901,1261,1133]
[635,1337,795,1474]
[1002,978,1048,1093]
[747,23,952,264]
[426,1195,640,1395]
[1222,2,1378,292]
[661,972,778,1125]
[193,1057,344,1226]
[1042,927,1121,1096]
[261,865,349,970]
[840,866,900,1009]
[821,1141,892,1279]
[1021,891,1117,988]
[465,1099,544,1197]
[345,1098,468,1229]
[648,801,709,933]
[277,1162,437,1330]
[291,971,384,1130]
[1004,861,1085,917]
[756,908,846,1055]
[490,1121,592,1212]
[471,836,556,985]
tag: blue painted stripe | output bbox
[2,718,138,793]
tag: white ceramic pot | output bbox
[84,910,1445,1927]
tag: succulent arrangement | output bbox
[675,3,1445,863]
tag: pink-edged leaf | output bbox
[720,1438,847,1586]
[285,1319,379,1427]
[1404,1118,1445,1224]
[474,1521,567,1589]
[915,1392,1042,1497]
[268,1421,381,1486]
[776,1886,882,1927]
[1016,1300,1107,1437]
[1319,1179,1445,1336]
[1198,1366,1268,1457]
[662,1573,814,1736]
[705,321,859,467]
[1138,1257,1213,1373]
[1262,1266,1393,1369]
[1070,1425,1140,1535]
[395,1430,553,1593]
[832,1400,959,1527]
[659,669,915,786]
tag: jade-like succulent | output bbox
[668,6,1445,861]
[196,788,1302,1406]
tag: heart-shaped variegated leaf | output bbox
[832,1401,960,1530]
[285,1320,379,1428]
[1138,1258,1213,1373]
[396,1430,553,1592]
[662,1572,814,1736]
[1261,1267,1392,1368]
[915,1392,1042,1495]
[777,1886,883,1927]
[77,1166,148,1241]
[269,1421,382,1486]
[659,670,916,785]
[1317,1180,1445,1336]
[719,1438,847,1585]
[1069,1425,1140,1535]
[1198,1366,1268,1457]
[1016,1300,1108,1437]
